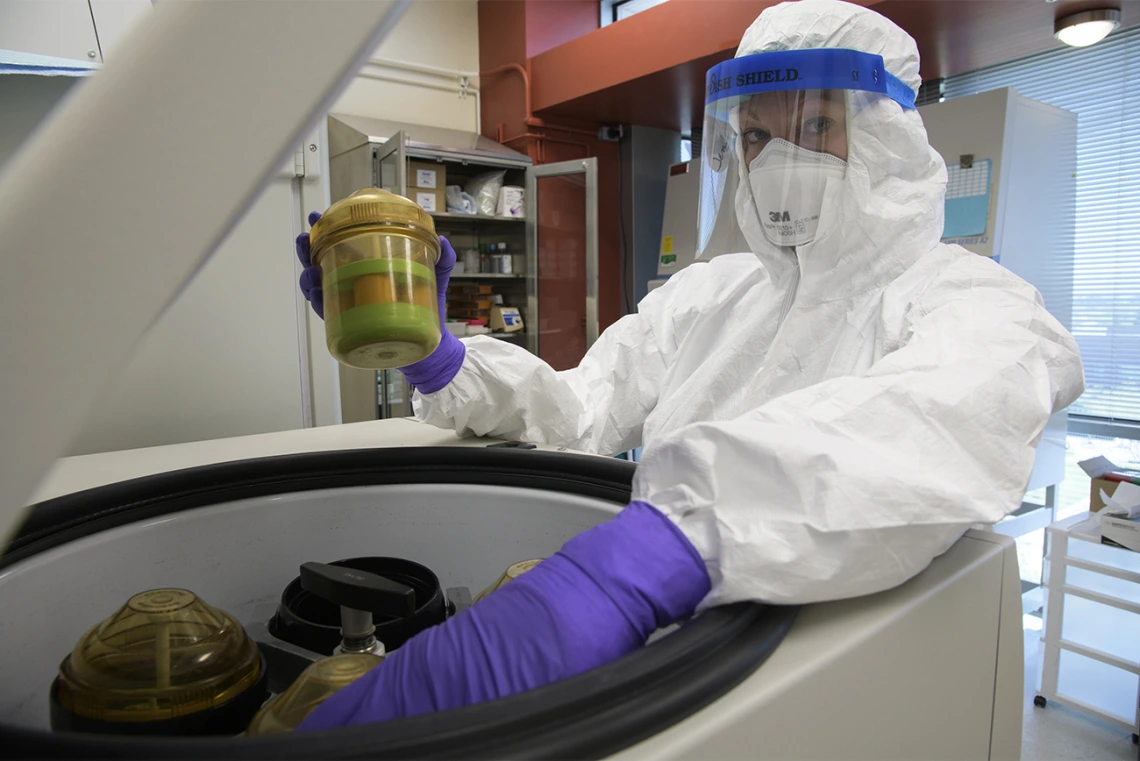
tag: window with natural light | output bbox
[944,26,1140,427]
[600,0,671,27]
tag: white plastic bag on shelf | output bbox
[445,185,477,214]
[466,171,506,216]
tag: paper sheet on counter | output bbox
[1080,455,1119,479]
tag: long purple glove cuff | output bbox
[399,330,466,394]
[298,501,710,730]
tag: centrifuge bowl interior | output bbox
[0,447,794,759]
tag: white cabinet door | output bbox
[68,176,307,455]
[0,0,100,62]
[89,0,151,62]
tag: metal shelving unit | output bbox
[429,211,524,224]
[326,114,598,423]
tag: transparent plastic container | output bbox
[244,653,383,736]
[309,188,441,369]
[50,589,266,736]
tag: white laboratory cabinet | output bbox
[920,88,1077,531]
[0,0,151,65]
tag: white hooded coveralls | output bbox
[414,0,1085,607]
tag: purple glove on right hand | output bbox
[295,214,465,391]
[398,235,465,393]
[298,501,710,730]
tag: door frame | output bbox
[525,158,599,357]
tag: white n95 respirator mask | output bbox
[748,139,846,248]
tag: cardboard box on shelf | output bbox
[1079,456,1140,512]
[412,188,444,214]
[452,298,494,310]
[408,160,446,191]
[1101,515,1140,552]
[456,284,494,295]
[451,308,490,321]
[1091,478,1125,512]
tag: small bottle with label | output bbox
[497,242,512,274]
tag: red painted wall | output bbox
[479,0,623,372]
[525,0,599,58]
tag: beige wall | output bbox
[331,0,480,131]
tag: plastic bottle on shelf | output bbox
[498,242,513,274]
[463,248,479,274]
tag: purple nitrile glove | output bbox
[296,211,325,319]
[399,235,465,393]
[297,501,710,730]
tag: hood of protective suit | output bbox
[412,0,1084,610]
[733,0,947,301]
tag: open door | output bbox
[526,158,599,370]
[375,131,415,419]
[375,129,406,195]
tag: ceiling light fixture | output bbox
[1055,8,1121,47]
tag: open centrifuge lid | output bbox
[0,0,409,547]
[0,447,796,759]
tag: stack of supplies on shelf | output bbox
[449,284,494,324]
[1080,457,1140,551]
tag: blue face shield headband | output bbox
[705,48,917,110]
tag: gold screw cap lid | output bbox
[55,589,262,723]
[308,188,439,266]
[474,559,544,603]
[244,653,383,735]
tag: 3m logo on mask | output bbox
[769,211,791,223]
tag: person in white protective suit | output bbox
[297,0,1085,730]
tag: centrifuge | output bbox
[0,418,1022,759]
[0,2,1023,758]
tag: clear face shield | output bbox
[697,49,917,257]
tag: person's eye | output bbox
[803,117,835,136]
[742,128,771,145]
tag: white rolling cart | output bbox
[1037,512,1140,744]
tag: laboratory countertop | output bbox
[28,418,545,504]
